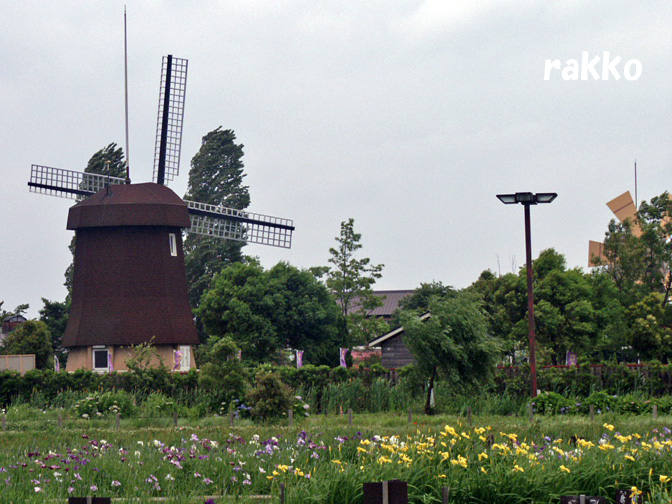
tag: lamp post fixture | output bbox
[496,192,557,398]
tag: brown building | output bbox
[367,313,431,369]
[63,183,199,373]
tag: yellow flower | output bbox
[438,474,446,479]
[481,467,487,474]
[331,459,342,466]
[478,452,488,461]
[660,475,670,484]
[513,464,524,473]
[603,423,615,431]
[624,455,636,462]
[630,486,642,498]
[559,465,570,473]
[449,455,468,468]
[357,447,367,454]
[577,438,595,449]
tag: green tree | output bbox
[197,261,342,364]
[389,281,455,328]
[198,336,249,410]
[637,193,672,302]
[325,218,384,345]
[39,298,69,367]
[593,192,672,307]
[534,268,597,364]
[401,292,500,414]
[183,127,251,310]
[65,143,126,293]
[0,320,53,369]
[468,270,526,363]
[626,292,672,360]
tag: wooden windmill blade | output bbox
[184,199,295,248]
[152,55,188,185]
[28,164,126,200]
[588,190,639,266]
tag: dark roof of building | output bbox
[67,183,190,229]
[367,312,431,347]
[348,290,414,317]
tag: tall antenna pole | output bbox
[634,159,638,209]
[123,5,131,184]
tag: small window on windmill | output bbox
[169,233,177,256]
[92,346,109,372]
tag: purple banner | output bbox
[174,350,182,370]
[566,351,577,366]
[54,358,60,372]
[107,352,114,372]
[296,350,304,369]
[339,348,348,368]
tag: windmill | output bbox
[28,55,295,372]
[588,191,638,267]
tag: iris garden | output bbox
[2,413,672,503]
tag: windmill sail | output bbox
[153,55,188,185]
[185,200,294,248]
[28,164,126,200]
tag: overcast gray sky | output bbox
[2,1,671,318]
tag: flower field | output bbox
[2,415,672,503]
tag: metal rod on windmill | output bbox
[123,5,131,184]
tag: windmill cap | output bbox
[67,183,191,229]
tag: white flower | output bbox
[165,474,175,481]
[137,441,144,446]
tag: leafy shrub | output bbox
[74,391,134,418]
[140,392,177,417]
[246,372,293,421]
[530,391,572,415]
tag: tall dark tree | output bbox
[183,127,251,309]
[65,143,126,293]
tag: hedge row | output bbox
[2,362,672,409]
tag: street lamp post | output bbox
[496,192,557,398]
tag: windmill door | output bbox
[178,345,191,371]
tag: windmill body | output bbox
[28,55,294,372]
[64,183,199,372]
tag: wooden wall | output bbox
[381,333,415,369]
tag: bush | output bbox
[140,392,177,417]
[530,391,572,415]
[73,391,135,418]
[246,372,293,421]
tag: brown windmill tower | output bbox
[28,55,294,372]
